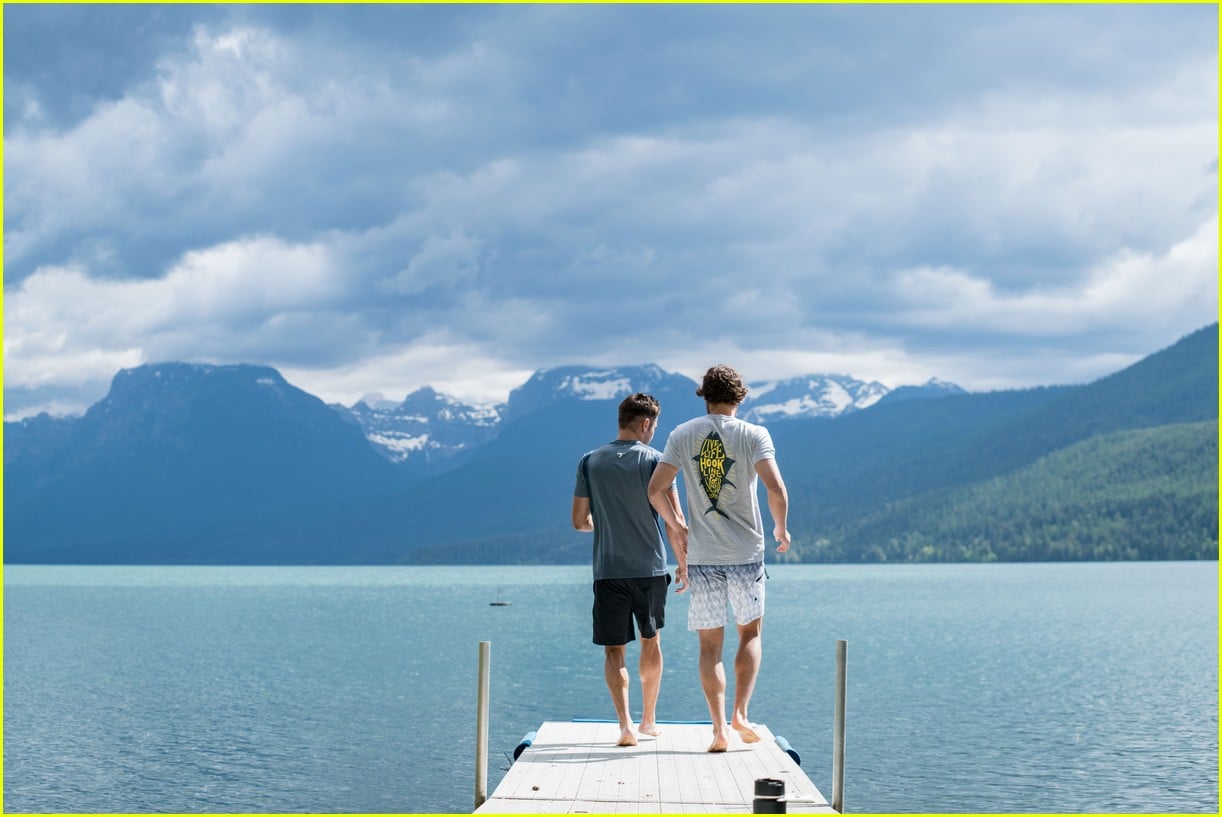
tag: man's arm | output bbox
[571,496,594,532]
[666,486,686,528]
[648,463,685,541]
[648,463,689,590]
[754,458,791,552]
[663,485,689,592]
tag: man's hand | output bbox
[774,526,791,553]
[673,566,689,594]
[666,521,689,593]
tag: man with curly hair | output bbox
[647,364,791,752]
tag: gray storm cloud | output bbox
[3,4,1217,418]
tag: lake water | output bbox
[3,561,1217,813]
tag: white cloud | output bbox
[890,215,1218,336]
[3,22,480,272]
[653,334,1153,395]
[279,333,533,407]
[4,236,344,393]
[157,236,341,321]
[157,26,287,137]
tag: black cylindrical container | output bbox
[753,777,786,813]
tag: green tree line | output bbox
[787,421,1218,563]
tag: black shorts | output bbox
[592,574,671,646]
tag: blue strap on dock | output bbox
[512,731,537,761]
[773,734,801,766]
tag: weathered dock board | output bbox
[477,721,836,813]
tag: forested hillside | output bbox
[791,420,1218,563]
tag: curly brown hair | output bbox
[697,364,748,406]
[618,392,661,429]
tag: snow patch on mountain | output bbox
[560,373,633,400]
[366,431,433,457]
[741,375,891,423]
[503,364,689,423]
[339,387,504,464]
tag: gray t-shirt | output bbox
[574,440,670,580]
[660,414,776,565]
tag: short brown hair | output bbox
[618,392,661,429]
[697,364,748,406]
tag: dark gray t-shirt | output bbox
[574,440,670,580]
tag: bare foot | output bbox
[707,730,729,753]
[731,720,761,743]
[617,727,638,747]
[638,722,662,737]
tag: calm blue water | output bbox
[4,561,1217,813]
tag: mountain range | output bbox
[4,324,1216,564]
[335,366,944,468]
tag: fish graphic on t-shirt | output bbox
[695,432,735,517]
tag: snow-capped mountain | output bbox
[503,364,699,423]
[740,374,891,423]
[342,367,965,462]
[339,364,704,465]
[340,387,503,464]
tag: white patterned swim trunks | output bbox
[686,562,766,631]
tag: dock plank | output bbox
[477,721,835,814]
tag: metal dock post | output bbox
[832,639,847,813]
[475,641,491,810]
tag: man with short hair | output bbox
[647,365,791,753]
[573,392,687,747]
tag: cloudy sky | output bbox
[4,4,1217,419]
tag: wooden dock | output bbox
[476,720,836,813]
